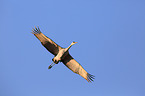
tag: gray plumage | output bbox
[32,27,94,82]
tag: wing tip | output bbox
[32,26,41,34]
[87,73,95,82]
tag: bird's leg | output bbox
[48,62,56,69]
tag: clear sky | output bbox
[0,0,145,96]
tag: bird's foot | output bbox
[48,65,52,69]
[48,62,56,69]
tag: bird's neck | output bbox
[67,44,73,50]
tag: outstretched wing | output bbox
[62,53,94,82]
[32,27,62,56]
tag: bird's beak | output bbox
[73,41,77,44]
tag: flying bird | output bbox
[32,27,94,82]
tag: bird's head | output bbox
[71,41,78,45]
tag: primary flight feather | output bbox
[32,27,94,82]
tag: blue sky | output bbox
[0,0,145,96]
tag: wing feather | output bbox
[32,27,62,56]
[62,54,94,82]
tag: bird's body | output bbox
[32,27,94,82]
[53,48,68,64]
[53,42,77,64]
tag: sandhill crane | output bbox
[32,27,94,82]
